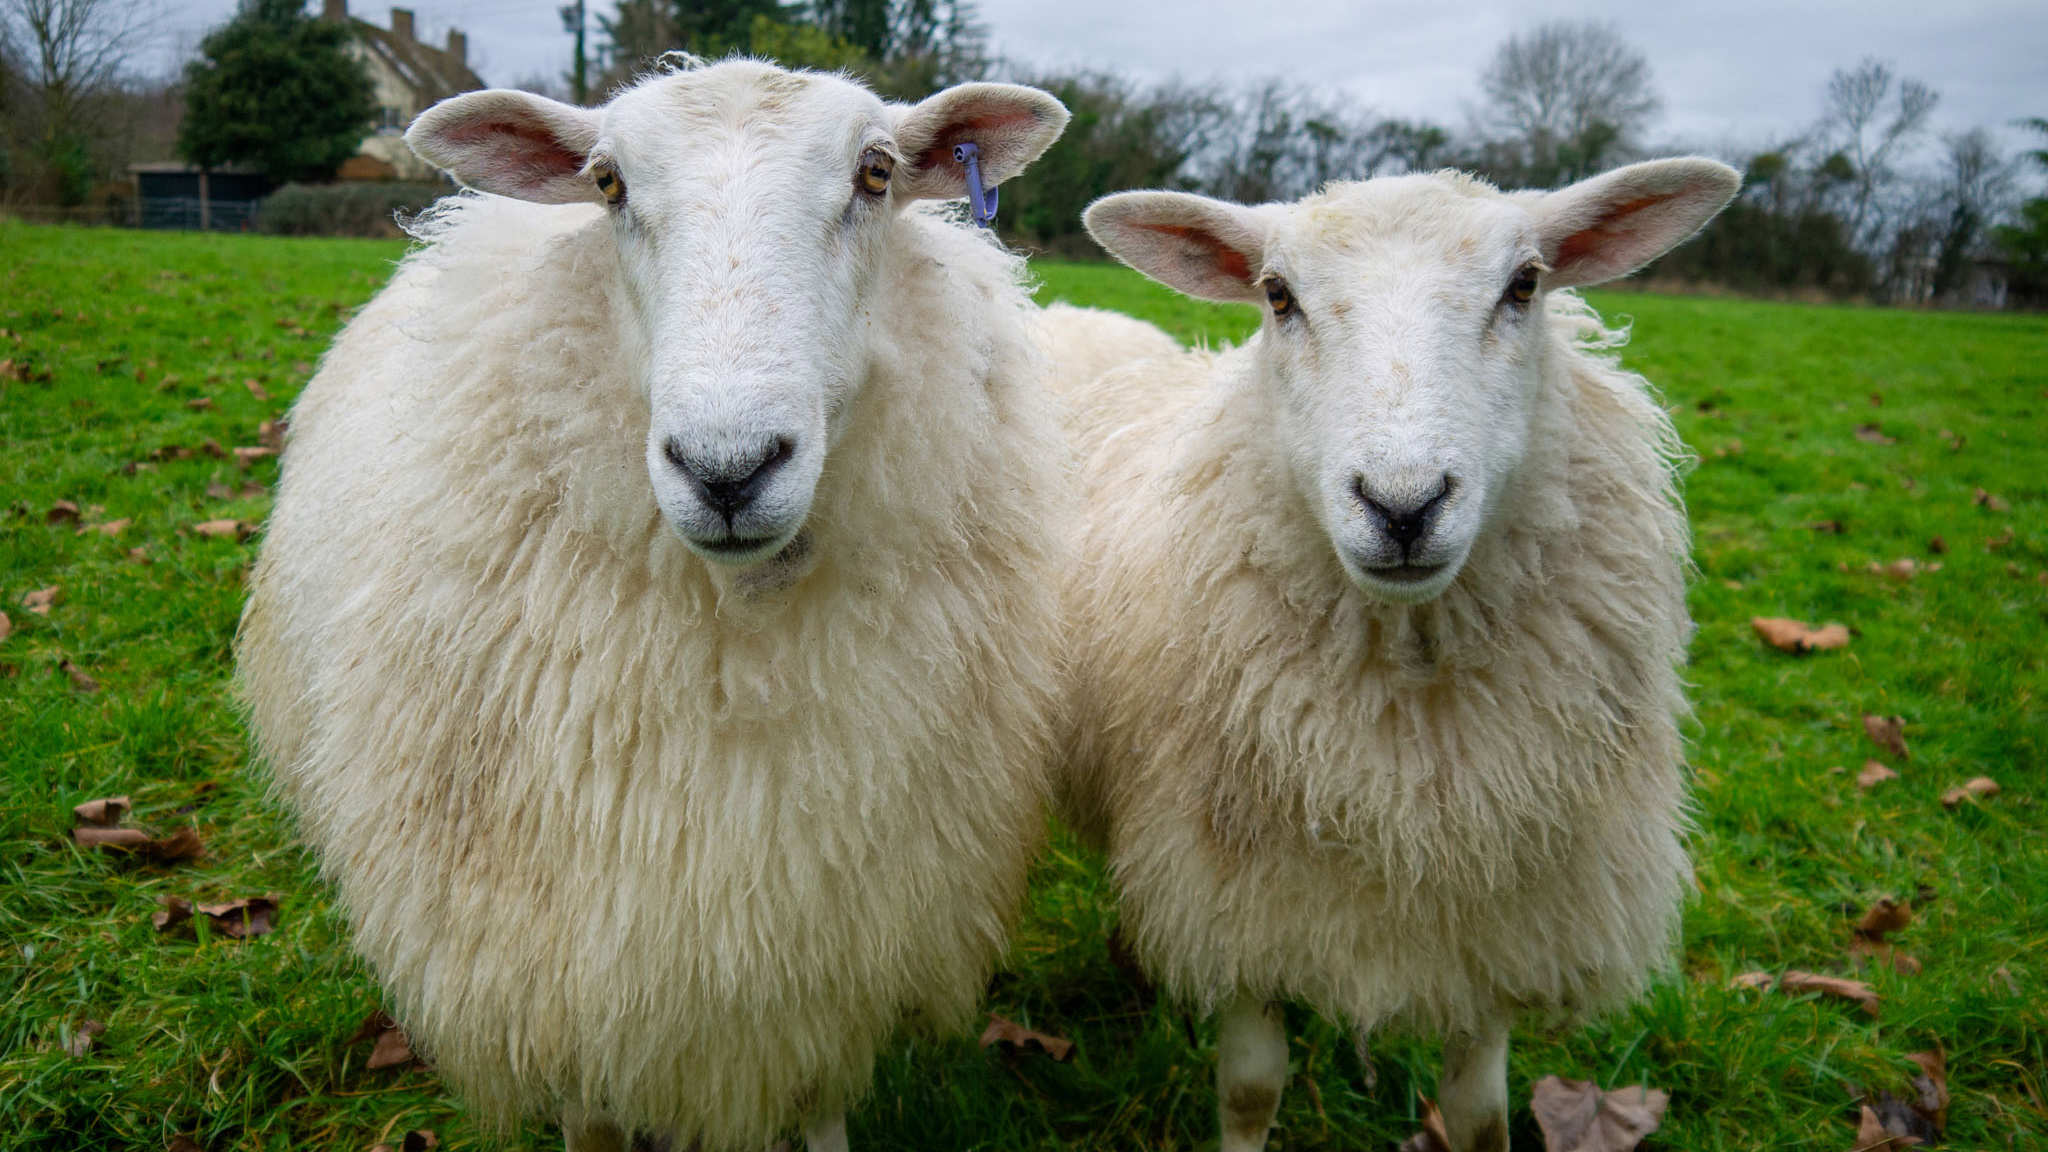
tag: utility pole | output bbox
[559,0,588,104]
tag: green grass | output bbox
[3,218,2044,1151]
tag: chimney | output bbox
[390,7,414,40]
[446,28,466,66]
[322,0,346,21]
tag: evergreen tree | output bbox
[180,0,376,184]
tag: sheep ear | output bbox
[406,90,603,205]
[1083,191,1269,304]
[1533,158,1741,289]
[894,83,1069,202]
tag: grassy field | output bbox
[1,217,2043,1152]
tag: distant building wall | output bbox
[324,2,483,181]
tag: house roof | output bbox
[351,18,484,104]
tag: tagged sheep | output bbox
[1062,160,1740,1151]
[236,60,1071,1151]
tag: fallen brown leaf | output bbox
[167,1137,206,1152]
[1926,536,1946,554]
[1779,970,1880,1016]
[206,483,233,500]
[153,895,194,932]
[186,397,213,411]
[82,518,131,538]
[1847,898,1921,974]
[1809,519,1846,534]
[127,547,151,565]
[1856,898,1912,940]
[0,610,10,642]
[195,896,278,939]
[200,438,224,459]
[349,1010,418,1070]
[1729,970,1776,990]
[232,446,275,469]
[23,585,58,615]
[978,1014,1074,1062]
[73,796,132,826]
[1973,488,2010,512]
[60,658,99,692]
[1985,526,2014,551]
[47,499,80,524]
[1529,1076,1667,1152]
[1867,558,1937,581]
[191,519,254,541]
[245,379,268,400]
[1856,762,1898,789]
[1906,1050,1948,1134]
[1396,1092,1451,1152]
[62,1018,105,1058]
[73,826,150,850]
[258,418,288,452]
[1753,617,1851,653]
[1854,424,1895,445]
[1853,1103,1924,1151]
[1941,777,1999,808]
[1863,715,1909,761]
[139,826,206,863]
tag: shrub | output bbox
[256,182,453,237]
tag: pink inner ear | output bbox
[1143,223,1251,283]
[1555,193,1673,269]
[451,119,583,178]
[911,109,1039,175]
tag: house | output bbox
[322,1,484,181]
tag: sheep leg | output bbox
[801,1111,848,1152]
[1438,1017,1510,1152]
[561,1114,629,1152]
[1216,994,1288,1152]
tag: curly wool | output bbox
[238,192,1066,1145]
[1060,292,1692,1036]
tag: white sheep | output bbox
[1062,160,1740,1152]
[236,60,1070,1152]
[1037,302,1182,387]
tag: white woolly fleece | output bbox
[1059,288,1693,1038]
[237,189,1067,1146]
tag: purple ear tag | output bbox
[953,141,998,228]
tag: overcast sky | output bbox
[143,0,2048,154]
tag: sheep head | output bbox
[407,61,1067,568]
[1084,158,1737,604]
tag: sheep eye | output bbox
[858,148,894,196]
[1264,277,1295,318]
[1505,264,1539,307]
[594,165,626,206]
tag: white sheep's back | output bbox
[1062,294,1691,1036]
[238,195,1066,1143]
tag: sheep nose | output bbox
[664,436,794,521]
[1354,474,1452,552]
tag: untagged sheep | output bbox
[1037,302,1182,388]
[1062,160,1740,1152]
[236,60,1071,1152]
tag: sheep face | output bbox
[1084,159,1738,604]
[406,63,1067,568]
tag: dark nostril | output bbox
[1356,473,1454,553]
[665,436,795,520]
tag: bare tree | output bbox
[0,0,154,202]
[1821,57,1938,248]
[1477,20,1660,186]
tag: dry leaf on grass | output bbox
[1779,970,1880,1016]
[1905,1050,1948,1134]
[1863,715,1909,761]
[1857,898,1912,939]
[1852,1104,1923,1151]
[186,397,213,411]
[232,446,275,469]
[368,1131,438,1152]
[1848,899,1921,975]
[81,518,131,538]
[73,826,149,850]
[1985,526,2015,551]
[1854,424,1896,444]
[63,1018,106,1058]
[0,610,10,642]
[153,894,278,939]
[1396,1092,1451,1152]
[191,519,254,541]
[244,379,268,400]
[59,658,99,692]
[1753,617,1851,653]
[1940,777,1999,808]
[349,1011,417,1070]
[73,795,131,826]
[1867,558,1937,581]
[127,547,151,565]
[978,1014,1074,1062]
[1530,1077,1667,1152]
[46,500,80,524]
[1973,488,2010,512]
[1856,762,1898,789]
[1926,535,1946,554]
[1729,970,1776,990]
[23,585,58,614]
[166,1136,206,1152]
[1809,519,1846,534]
[258,418,288,452]
[73,824,204,860]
